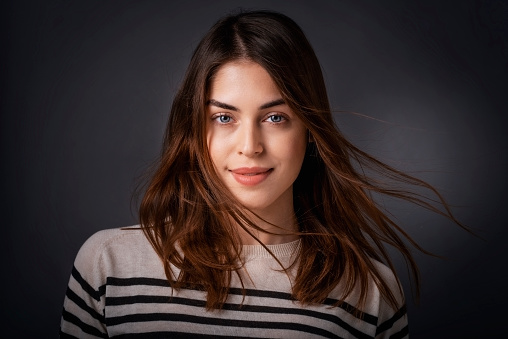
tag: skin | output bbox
[206,60,308,245]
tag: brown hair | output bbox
[139,10,464,311]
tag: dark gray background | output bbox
[2,0,507,337]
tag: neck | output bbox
[235,196,300,245]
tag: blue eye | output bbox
[267,115,285,123]
[217,115,231,123]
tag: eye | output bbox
[265,114,286,123]
[219,115,231,123]
[212,113,233,124]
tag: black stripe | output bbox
[111,331,270,339]
[389,324,409,339]
[230,287,376,325]
[376,305,407,335]
[72,266,105,301]
[322,298,378,325]
[105,276,377,324]
[106,295,374,339]
[66,286,105,323]
[106,313,343,339]
[61,308,108,338]
[107,295,174,306]
[107,277,171,288]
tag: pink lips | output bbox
[230,167,273,186]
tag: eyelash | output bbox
[211,113,288,125]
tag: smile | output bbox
[229,167,273,186]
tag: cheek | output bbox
[207,128,220,158]
[281,130,308,169]
[207,132,231,168]
[293,143,308,171]
[206,132,218,165]
[207,140,221,164]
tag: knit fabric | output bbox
[60,226,408,338]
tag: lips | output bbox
[229,167,273,186]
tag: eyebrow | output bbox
[207,98,285,111]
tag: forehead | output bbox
[209,61,282,100]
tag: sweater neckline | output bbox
[241,239,301,259]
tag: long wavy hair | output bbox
[139,10,463,311]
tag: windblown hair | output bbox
[139,10,462,312]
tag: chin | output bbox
[235,191,292,213]
[231,194,271,211]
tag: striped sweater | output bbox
[60,226,408,338]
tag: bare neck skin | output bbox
[235,188,300,245]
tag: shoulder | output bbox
[370,259,403,301]
[72,226,161,286]
[333,259,405,322]
[76,225,146,252]
[366,259,405,309]
[368,259,408,338]
[326,258,404,314]
[74,226,147,264]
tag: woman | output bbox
[61,10,461,338]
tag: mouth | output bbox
[229,167,273,186]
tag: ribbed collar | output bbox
[241,239,301,259]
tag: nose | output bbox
[237,121,263,157]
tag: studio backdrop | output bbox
[1,0,507,337]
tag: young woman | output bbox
[61,10,462,338]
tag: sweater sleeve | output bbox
[373,262,409,339]
[60,230,112,338]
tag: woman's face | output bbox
[206,61,307,213]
